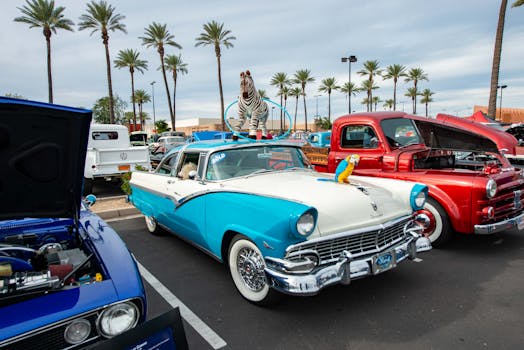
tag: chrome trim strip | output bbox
[474,211,524,234]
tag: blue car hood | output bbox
[0,97,92,220]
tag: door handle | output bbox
[167,180,175,184]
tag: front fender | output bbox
[203,192,313,260]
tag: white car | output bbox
[129,140,431,305]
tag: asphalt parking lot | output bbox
[109,217,524,350]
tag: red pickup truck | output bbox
[303,111,524,246]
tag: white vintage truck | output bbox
[84,124,151,194]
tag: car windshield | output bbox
[206,145,311,180]
[381,118,422,148]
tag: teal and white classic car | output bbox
[129,140,431,305]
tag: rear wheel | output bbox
[145,215,164,235]
[417,197,452,247]
[228,235,279,306]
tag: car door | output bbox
[164,151,208,248]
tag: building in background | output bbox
[474,105,524,124]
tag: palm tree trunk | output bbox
[328,92,331,122]
[294,97,299,132]
[425,102,429,117]
[279,85,283,131]
[413,82,418,114]
[103,41,115,124]
[393,79,397,111]
[283,97,287,131]
[160,55,174,128]
[216,53,225,131]
[172,73,177,131]
[139,102,144,128]
[488,0,508,119]
[45,32,53,104]
[130,71,137,128]
[302,91,308,131]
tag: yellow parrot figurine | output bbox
[335,154,360,183]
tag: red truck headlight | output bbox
[486,179,497,199]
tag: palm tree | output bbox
[405,87,419,114]
[318,77,340,122]
[270,72,291,131]
[384,99,394,110]
[14,0,74,103]
[195,21,236,131]
[420,89,435,117]
[257,89,268,99]
[404,68,428,115]
[78,1,126,124]
[340,82,359,113]
[114,49,148,128]
[292,69,315,131]
[164,54,188,131]
[359,80,379,112]
[278,86,290,130]
[140,22,182,128]
[133,89,151,129]
[288,87,302,132]
[487,0,523,119]
[372,96,382,111]
[357,60,382,112]
[382,64,407,111]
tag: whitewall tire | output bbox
[419,198,452,247]
[228,235,278,305]
[145,215,163,235]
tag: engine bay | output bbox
[0,218,104,305]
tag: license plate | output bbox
[372,250,397,275]
[118,164,130,171]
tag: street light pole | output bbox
[497,84,507,121]
[315,94,321,118]
[150,81,156,133]
[271,106,275,131]
[341,55,357,114]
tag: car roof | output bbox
[165,139,302,156]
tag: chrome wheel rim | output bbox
[237,247,266,292]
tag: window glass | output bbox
[340,125,378,149]
[157,153,178,175]
[380,118,421,148]
[92,131,118,140]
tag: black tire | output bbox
[421,197,452,247]
[83,177,93,196]
[145,216,164,236]
[228,235,281,306]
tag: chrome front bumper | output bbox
[264,236,431,296]
[474,211,524,235]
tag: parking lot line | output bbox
[136,260,227,349]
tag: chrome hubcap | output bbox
[237,247,266,292]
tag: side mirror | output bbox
[85,194,97,207]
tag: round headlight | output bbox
[486,179,497,199]
[97,302,139,338]
[414,191,426,209]
[64,319,91,345]
[297,212,315,236]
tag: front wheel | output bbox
[417,197,452,247]
[228,235,279,306]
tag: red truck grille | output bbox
[483,187,524,222]
[286,217,411,265]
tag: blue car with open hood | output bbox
[0,97,146,349]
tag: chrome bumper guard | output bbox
[265,235,431,296]
[474,211,524,235]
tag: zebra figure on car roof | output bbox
[231,70,269,139]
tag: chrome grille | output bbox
[286,217,410,265]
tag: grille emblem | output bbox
[120,152,128,160]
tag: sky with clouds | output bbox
[1,0,523,125]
